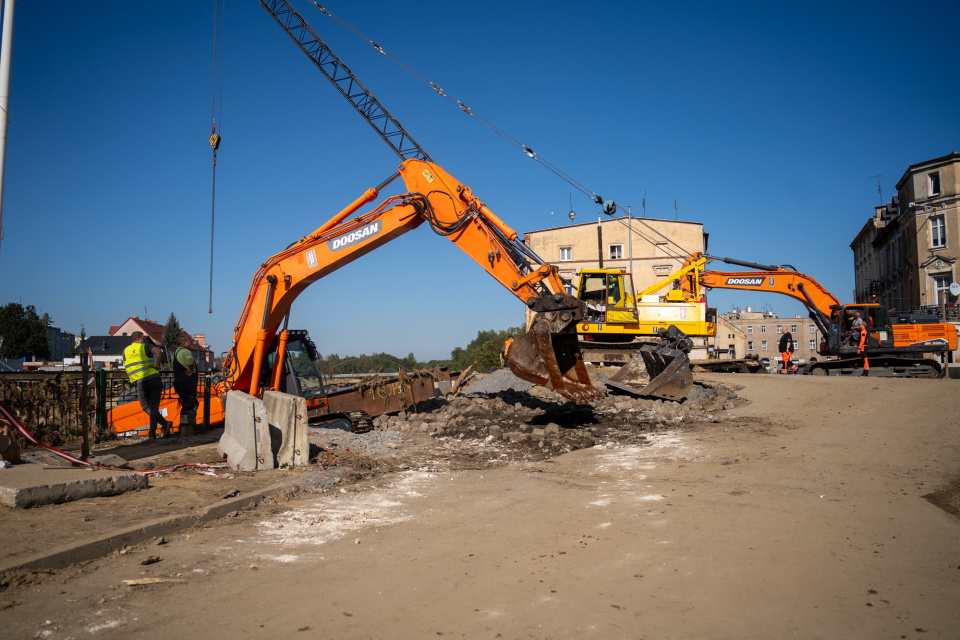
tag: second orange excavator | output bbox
[683,253,957,377]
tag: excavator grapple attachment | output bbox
[604,326,694,401]
[506,293,604,403]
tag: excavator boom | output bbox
[223,160,602,403]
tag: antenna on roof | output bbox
[868,174,883,204]
[144,306,148,321]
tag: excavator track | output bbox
[807,357,943,378]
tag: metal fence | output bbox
[0,369,215,448]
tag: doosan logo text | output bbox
[328,222,382,251]
[725,277,764,286]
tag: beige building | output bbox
[712,315,746,359]
[718,309,825,367]
[523,215,707,294]
[851,152,960,313]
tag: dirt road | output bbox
[1,373,958,639]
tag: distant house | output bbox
[108,317,215,370]
[70,336,131,369]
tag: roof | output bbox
[79,336,131,355]
[523,214,704,238]
[109,317,210,352]
[895,151,960,190]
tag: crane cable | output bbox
[311,3,606,209]
[309,3,694,263]
[208,0,225,314]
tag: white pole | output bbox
[0,0,15,259]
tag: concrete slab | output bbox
[219,390,273,471]
[262,391,308,468]
[0,463,148,508]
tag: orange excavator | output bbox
[681,253,957,377]
[221,158,603,404]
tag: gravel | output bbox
[462,369,533,395]
[309,420,403,456]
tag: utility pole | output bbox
[0,0,16,259]
[627,205,633,280]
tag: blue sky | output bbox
[1,1,958,361]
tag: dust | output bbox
[251,471,440,556]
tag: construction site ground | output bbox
[1,371,958,639]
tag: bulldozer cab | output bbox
[578,270,638,324]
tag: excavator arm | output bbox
[682,253,841,335]
[222,159,602,402]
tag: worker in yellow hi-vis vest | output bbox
[123,331,170,439]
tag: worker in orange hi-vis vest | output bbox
[858,323,869,375]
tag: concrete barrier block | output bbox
[262,391,309,468]
[218,391,274,472]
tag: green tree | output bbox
[0,303,51,359]
[162,313,183,348]
[448,326,525,373]
[40,312,54,327]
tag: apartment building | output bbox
[851,152,960,312]
[523,215,707,293]
[718,309,824,366]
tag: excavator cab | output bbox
[577,271,639,324]
[261,330,327,399]
[827,304,894,354]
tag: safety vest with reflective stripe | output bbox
[123,343,159,382]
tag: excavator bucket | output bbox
[604,326,694,401]
[506,293,604,403]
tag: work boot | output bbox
[161,419,172,439]
[179,416,194,438]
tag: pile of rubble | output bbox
[364,370,745,458]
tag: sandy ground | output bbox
[1,373,959,639]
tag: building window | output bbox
[776,326,782,334]
[933,274,951,305]
[559,247,572,262]
[609,244,623,260]
[761,326,767,334]
[761,340,767,350]
[809,340,816,350]
[791,325,797,333]
[747,341,753,351]
[809,325,815,334]
[747,326,753,334]
[931,215,946,248]
[929,171,941,196]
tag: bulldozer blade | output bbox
[507,328,604,403]
[606,344,693,401]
